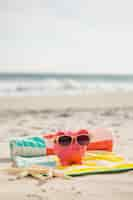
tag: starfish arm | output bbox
[16,171,29,179]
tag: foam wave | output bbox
[0,78,133,96]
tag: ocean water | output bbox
[0,73,133,96]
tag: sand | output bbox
[0,93,133,200]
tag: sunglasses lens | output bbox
[77,135,90,145]
[58,136,72,146]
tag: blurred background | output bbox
[0,0,133,96]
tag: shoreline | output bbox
[0,92,133,111]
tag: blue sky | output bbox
[0,0,133,73]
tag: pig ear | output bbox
[77,129,89,135]
[56,131,65,136]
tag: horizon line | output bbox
[0,72,133,76]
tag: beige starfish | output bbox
[1,165,70,181]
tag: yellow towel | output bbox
[56,151,133,176]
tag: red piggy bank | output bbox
[53,130,90,166]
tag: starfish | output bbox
[1,165,70,181]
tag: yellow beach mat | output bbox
[56,151,133,176]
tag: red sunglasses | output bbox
[54,130,90,146]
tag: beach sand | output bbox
[0,93,133,200]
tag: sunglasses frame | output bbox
[54,134,90,146]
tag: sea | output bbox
[0,73,133,96]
